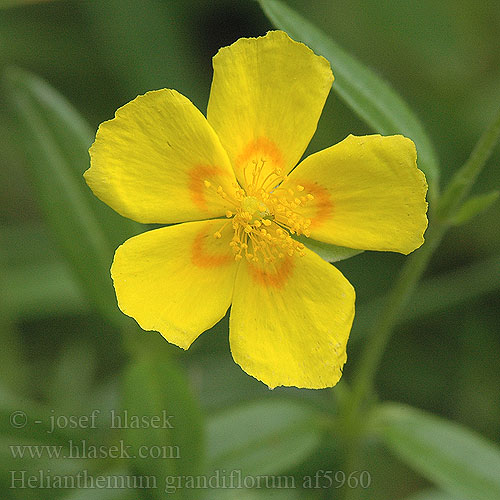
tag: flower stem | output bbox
[435,108,500,223]
[340,107,500,500]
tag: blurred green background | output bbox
[1,1,499,499]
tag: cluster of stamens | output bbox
[204,158,315,264]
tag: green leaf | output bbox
[122,358,204,500]
[207,399,323,476]
[3,67,140,326]
[258,0,440,199]
[1,223,88,318]
[450,190,499,225]
[374,403,500,500]
[295,235,363,262]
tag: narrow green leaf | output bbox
[295,235,363,262]
[258,0,439,199]
[3,67,139,326]
[207,399,322,476]
[3,67,141,247]
[374,403,500,500]
[449,190,498,226]
[1,223,88,318]
[122,358,204,500]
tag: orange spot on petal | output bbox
[191,229,233,268]
[248,256,294,289]
[299,181,333,229]
[188,165,221,210]
[235,137,284,171]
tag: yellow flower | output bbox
[84,31,428,389]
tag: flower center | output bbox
[240,196,268,223]
[205,160,315,264]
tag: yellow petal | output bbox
[284,134,428,254]
[207,31,333,190]
[86,89,238,224]
[111,220,238,349]
[229,249,355,389]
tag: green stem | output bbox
[348,223,442,419]
[436,109,500,222]
[340,107,500,500]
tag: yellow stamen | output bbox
[218,156,316,263]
